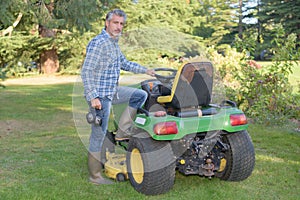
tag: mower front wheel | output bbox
[126,132,176,195]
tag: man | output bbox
[81,9,155,185]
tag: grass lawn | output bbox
[0,83,299,200]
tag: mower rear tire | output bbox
[216,130,255,181]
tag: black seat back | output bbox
[170,62,213,109]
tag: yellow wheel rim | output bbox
[130,148,144,184]
[218,158,227,172]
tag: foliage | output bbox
[0,34,40,77]
[3,0,298,76]
[270,26,300,61]
[119,0,202,34]
[0,0,118,76]
[211,30,300,125]
[233,61,299,124]
[192,0,238,46]
[117,0,239,47]
[0,0,299,114]
[56,33,92,74]
[240,0,300,59]
[120,27,205,66]
[0,31,91,77]
[258,0,300,40]
[50,0,106,32]
[232,30,258,58]
[206,44,245,86]
[230,0,300,60]
[0,0,25,28]
[101,0,208,67]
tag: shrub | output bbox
[206,33,300,125]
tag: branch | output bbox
[0,13,23,37]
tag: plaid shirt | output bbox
[81,29,147,101]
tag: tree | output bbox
[257,0,300,43]
[112,0,205,63]
[0,0,116,74]
[118,0,202,34]
[238,0,243,39]
[235,0,300,59]
[193,0,238,46]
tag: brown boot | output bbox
[88,152,114,185]
[115,106,137,141]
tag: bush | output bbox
[206,34,300,125]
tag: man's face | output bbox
[105,15,125,38]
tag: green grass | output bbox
[0,83,299,200]
[289,62,300,91]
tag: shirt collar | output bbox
[101,28,119,42]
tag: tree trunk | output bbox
[38,24,59,74]
[0,13,23,36]
[40,48,59,74]
[257,0,262,43]
[238,0,243,39]
[36,0,59,74]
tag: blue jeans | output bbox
[88,86,147,152]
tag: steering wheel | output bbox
[154,68,177,84]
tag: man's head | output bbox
[105,9,127,38]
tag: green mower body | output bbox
[103,61,255,195]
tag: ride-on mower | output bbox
[101,61,255,195]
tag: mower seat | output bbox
[157,62,213,109]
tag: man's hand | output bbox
[146,69,155,77]
[91,98,102,110]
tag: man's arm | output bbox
[81,40,102,101]
[120,53,155,76]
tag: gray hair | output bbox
[105,9,127,23]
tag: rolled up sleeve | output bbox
[120,53,147,74]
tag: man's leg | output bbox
[113,86,147,140]
[87,97,113,184]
